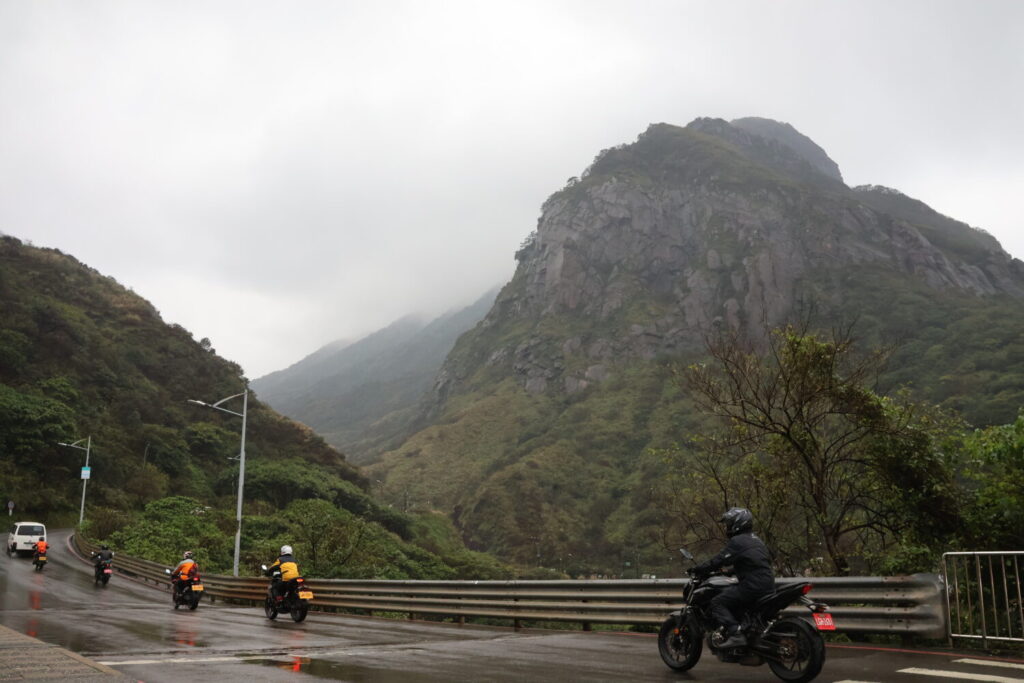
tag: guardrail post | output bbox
[513,619,522,630]
[582,622,592,632]
[975,556,988,648]
[457,616,465,626]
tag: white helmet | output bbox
[280,545,292,555]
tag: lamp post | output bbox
[57,436,91,525]
[188,389,248,577]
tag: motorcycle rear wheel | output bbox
[188,595,200,610]
[658,614,703,671]
[264,596,278,620]
[101,574,110,586]
[290,602,308,623]
[764,617,825,682]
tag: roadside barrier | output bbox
[943,551,1024,645]
[73,534,945,637]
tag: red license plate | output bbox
[813,613,835,630]
[103,568,113,574]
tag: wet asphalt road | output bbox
[2,529,1023,682]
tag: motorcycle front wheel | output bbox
[658,614,703,671]
[264,596,278,620]
[764,617,825,683]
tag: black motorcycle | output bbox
[32,552,47,572]
[165,568,204,610]
[658,549,833,683]
[93,559,113,585]
[261,564,312,623]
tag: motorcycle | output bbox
[164,568,204,610]
[261,564,313,623]
[32,552,47,572]
[94,559,113,585]
[658,549,833,683]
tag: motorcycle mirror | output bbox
[164,568,171,575]
[260,564,268,571]
[678,548,694,561]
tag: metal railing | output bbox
[943,551,1024,645]
[72,535,945,637]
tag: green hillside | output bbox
[0,236,508,578]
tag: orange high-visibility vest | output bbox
[34,541,47,553]
[174,560,197,579]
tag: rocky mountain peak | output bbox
[683,116,844,187]
[730,117,844,182]
[434,118,1024,403]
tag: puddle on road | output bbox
[3,614,107,653]
[256,655,428,682]
[174,622,200,648]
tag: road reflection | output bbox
[174,622,198,648]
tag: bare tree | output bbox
[677,321,929,575]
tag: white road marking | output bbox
[899,667,1024,682]
[954,660,1024,672]
[832,680,882,682]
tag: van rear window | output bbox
[17,525,44,536]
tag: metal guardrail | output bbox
[72,534,945,636]
[943,551,1024,645]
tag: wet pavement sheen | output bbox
[2,530,1022,682]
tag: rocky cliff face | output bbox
[372,117,1024,572]
[432,118,1023,403]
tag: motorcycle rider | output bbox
[90,544,114,579]
[171,550,200,599]
[691,507,774,649]
[265,545,300,602]
[32,537,47,562]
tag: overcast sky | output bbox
[1,1,1021,378]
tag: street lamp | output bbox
[57,436,91,526]
[188,389,248,577]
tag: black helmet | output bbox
[721,508,753,537]
[100,544,109,550]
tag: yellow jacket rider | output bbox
[265,545,301,601]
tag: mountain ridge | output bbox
[368,116,1024,573]
[252,287,500,464]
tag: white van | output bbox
[7,521,46,555]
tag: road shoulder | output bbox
[0,623,125,680]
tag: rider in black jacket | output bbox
[691,508,774,649]
[90,545,114,579]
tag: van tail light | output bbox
[801,584,813,595]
